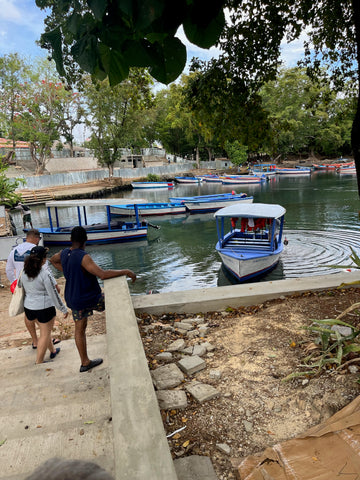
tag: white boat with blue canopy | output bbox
[169,192,253,213]
[215,203,286,282]
[36,200,148,246]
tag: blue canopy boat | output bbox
[215,203,286,282]
[34,200,148,246]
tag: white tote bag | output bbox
[9,270,25,317]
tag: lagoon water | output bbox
[13,171,360,295]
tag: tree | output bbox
[14,76,68,174]
[0,54,33,151]
[35,0,225,85]
[84,69,154,176]
[260,68,356,158]
[36,1,360,193]
[58,88,85,157]
[225,140,248,167]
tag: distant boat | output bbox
[337,163,356,175]
[109,202,186,217]
[131,181,174,189]
[200,174,222,183]
[33,200,148,246]
[215,203,286,282]
[275,167,311,175]
[220,175,266,184]
[169,192,253,213]
[250,164,277,177]
[175,176,202,184]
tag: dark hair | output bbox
[71,226,87,245]
[24,251,47,278]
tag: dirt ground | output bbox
[1,260,360,479]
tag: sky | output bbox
[0,0,306,71]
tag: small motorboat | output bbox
[215,203,286,282]
[169,192,253,213]
[131,181,174,189]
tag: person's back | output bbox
[60,247,101,310]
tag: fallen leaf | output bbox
[173,433,181,439]
[84,421,94,425]
[0,439,6,446]
[182,440,190,447]
[181,417,188,423]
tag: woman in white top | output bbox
[19,246,68,364]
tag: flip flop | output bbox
[50,347,60,359]
[52,338,61,345]
[32,343,37,349]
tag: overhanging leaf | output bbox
[41,27,66,77]
[87,0,107,20]
[149,37,186,84]
[184,9,225,49]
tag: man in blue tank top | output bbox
[50,226,136,372]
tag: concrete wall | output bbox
[14,162,194,190]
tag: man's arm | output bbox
[81,254,136,282]
[49,251,63,272]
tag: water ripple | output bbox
[277,229,360,278]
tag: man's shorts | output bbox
[23,214,32,223]
[72,293,105,321]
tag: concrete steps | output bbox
[0,336,114,480]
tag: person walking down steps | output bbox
[15,202,33,229]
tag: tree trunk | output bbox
[205,147,212,161]
[352,0,360,196]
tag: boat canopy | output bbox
[214,203,286,219]
[45,199,147,208]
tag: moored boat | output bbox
[175,176,202,184]
[220,175,266,184]
[201,174,222,183]
[109,202,186,217]
[250,164,277,177]
[215,203,286,282]
[34,200,148,246]
[337,164,356,174]
[275,167,311,175]
[169,192,253,213]
[131,181,174,189]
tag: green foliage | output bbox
[147,173,160,181]
[35,0,225,85]
[84,69,154,175]
[225,141,248,166]
[283,316,360,382]
[0,157,24,207]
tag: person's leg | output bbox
[25,314,38,348]
[36,318,55,364]
[74,317,90,366]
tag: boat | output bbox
[131,181,174,189]
[337,164,356,174]
[169,192,253,213]
[275,167,311,175]
[200,174,222,183]
[250,164,277,177]
[174,176,202,184]
[109,202,186,217]
[33,200,149,246]
[220,175,266,184]
[215,203,286,282]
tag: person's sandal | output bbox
[50,347,60,359]
[79,358,103,372]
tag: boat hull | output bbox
[175,177,201,184]
[40,227,147,246]
[218,249,281,282]
[184,197,253,213]
[275,168,311,175]
[111,204,186,216]
[221,176,265,184]
[131,182,174,189]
